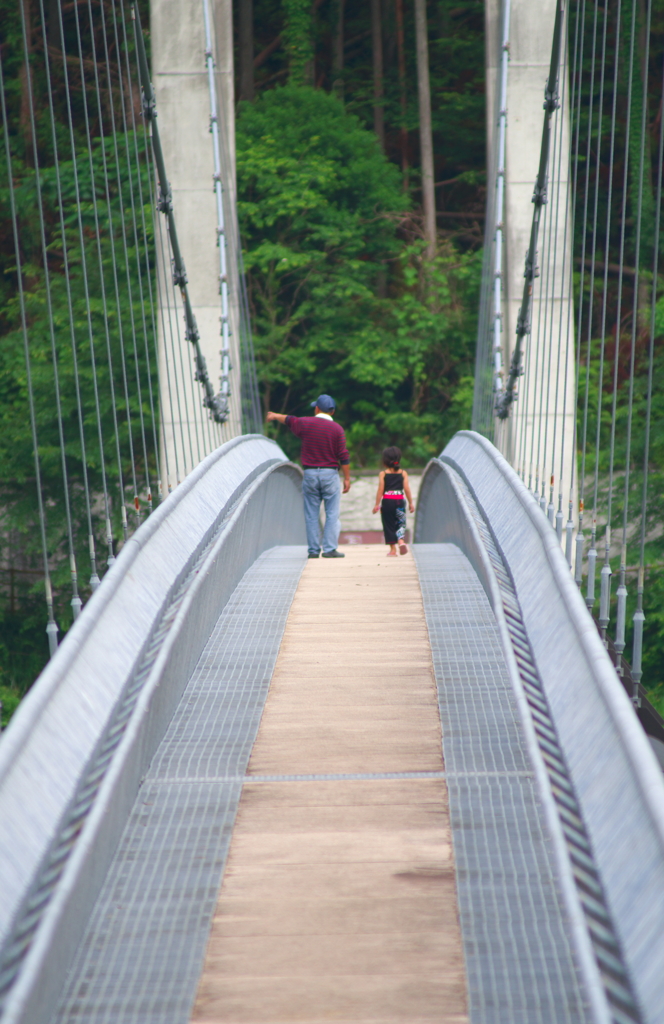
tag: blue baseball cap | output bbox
[310,394,336,412]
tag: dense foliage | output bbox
[0,0,157,699]
[0,0,484,707]
[245,0,486,225]
[567,0,664,703]
[237,85,479,464]
[235,2,485,463]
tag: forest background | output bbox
[0,0,485,714]
[1,0,664,719]
[238,0,484,466]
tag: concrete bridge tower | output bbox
[484,0,577,510]
[150,0,242,485]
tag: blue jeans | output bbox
[302,468,341,555]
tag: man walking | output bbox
[267,395,351,558]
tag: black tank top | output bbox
[383,472,404,496]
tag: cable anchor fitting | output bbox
[543,76,560,114]
[532,178,548,206]
[206,390,230,422]
[524,249,539,282]
[157,183,173,215]
[516,305,530,338]
[185,322,200,345]
[140,89,156,122]
[172,260,188,288]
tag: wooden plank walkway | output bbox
[191,545,468,1024]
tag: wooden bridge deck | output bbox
[192,547,467,1024]
[53,544,590,1024]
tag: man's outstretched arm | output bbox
[266,411,287,424]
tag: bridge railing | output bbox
[417,430,664,1024]
[0,436,304,1024]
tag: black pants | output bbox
[380,499,406,544]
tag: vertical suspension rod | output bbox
[491,0,512,399]
[131,4,229,425]
[202,0,231,419]
[495,0,565,420]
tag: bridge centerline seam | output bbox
[146,770,534,783]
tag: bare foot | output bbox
[387,550,397,557]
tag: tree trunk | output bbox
[414,0,435,257]
[283,0,313,86]
[371,0,384,149]
[239,0,254,100]
[332,0,345,98]
[395,0,408,187]
[47,0,60,51]
[19,0,33,163]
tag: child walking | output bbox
[372,446,415,556]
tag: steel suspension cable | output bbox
[129,24,184,490]
[515,258,532,482]
[104,0,154,516]
[615,0,652,670]
[56,0,115,568]
[117,0,164,502]
[236,232,262,432]
[153,206,184,487]
[516,0,563,492]
[19,0,83,620]
[71,0,127,549]
[575,0,607,589]
[240,295,260,432]
[547,10,572,532]
[38,0,100,593]
[84,0,139,538]
[155,208,194,478]
[551,4,579,551]
[569,0,593,572]
[170,218,205,468]
[562,0,589,566]
[532,196,550,503]
[533,27,565,512]
[539,62,565,518]
[526,180,548,497]
[632,53,664,685]
[591,0,622,620]
[0,55,58,655]
[601,0,636,641]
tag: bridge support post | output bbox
[150,0,242,486]
[485,0,577,518]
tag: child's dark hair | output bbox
[382,446,401,470]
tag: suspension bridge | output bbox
[0,1,664,1023]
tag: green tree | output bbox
[282,0,314,86]
[237,84,479,465]
[0,132,157,693]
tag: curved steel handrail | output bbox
[0,435,305,1024]
[417,430,664,1024]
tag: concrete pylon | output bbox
[151,0,242,490]
[485,0,577,525]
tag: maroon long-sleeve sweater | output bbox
[285,415,350,468]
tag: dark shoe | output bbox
[322,549,345,558]
[308,552,320,558]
